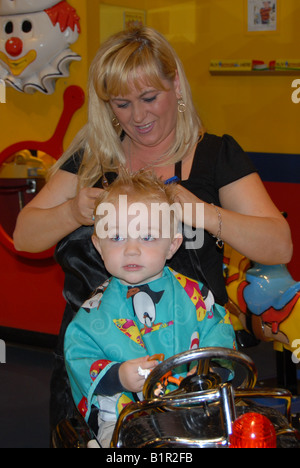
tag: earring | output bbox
[177,98,186,113]
[112,116,120,127]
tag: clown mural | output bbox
[0,0,81,94]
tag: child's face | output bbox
[92,200,182,286]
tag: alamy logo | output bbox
[291,339,300,364]
[95,196,205,249]
[291,79,300,104]
[0,340,6,363]
[0,79,6,104]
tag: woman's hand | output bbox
[119,356,159,393]
[70,187,103,226]
[13,170,103,252]
[175,174,293,265]
[175,184,205,229]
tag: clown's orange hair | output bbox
[45,1,81,33]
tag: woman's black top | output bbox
[55,133,256,310]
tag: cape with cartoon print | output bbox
[64,267,236,423]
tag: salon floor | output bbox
[0,343,53,448]
[0,340,299,448]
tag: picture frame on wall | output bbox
[124,11,146,30]
[247,0,278,32]
[99,4,146,44]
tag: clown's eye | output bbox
[5,21,13,34]
[22,21,32,33]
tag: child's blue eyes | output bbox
[111,235,125,242]
[141,235,155,242]
[110,235,155,242]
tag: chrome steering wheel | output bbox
[143,347,257,400]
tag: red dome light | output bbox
[230,412,277,448]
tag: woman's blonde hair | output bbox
[51,27,203,188]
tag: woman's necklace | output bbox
[126,137,169,173]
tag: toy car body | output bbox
[53,347,300,449]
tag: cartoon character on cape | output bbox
[65,267,236,424]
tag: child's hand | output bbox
[119,356,158,393]
[187,365,197,376]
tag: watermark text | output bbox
[291,79,300,104]
[0,339,6,363]
[292,339,300,364]
[95,196,205,249]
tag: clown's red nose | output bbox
[5,37,23,57]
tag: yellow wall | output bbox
[1,0,300,158]
[147,0,300,154]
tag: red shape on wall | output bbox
[0,85,85,337]
[0,85,85,259]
